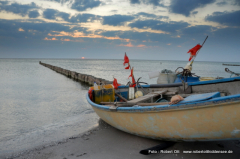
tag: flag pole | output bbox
[124,52,136,86]
[190,36,208,66]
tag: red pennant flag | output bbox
[187,44,202,61]
[125,63,130,69]
[128,68,133,79]
[123,53,129,67]
[113,78,121,89]
[128,68,136,87]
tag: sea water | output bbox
[0,58,240,157]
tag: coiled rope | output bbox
[175,67,199,77]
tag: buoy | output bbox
[135,91,143,98]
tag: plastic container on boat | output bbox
[148,71,160,79]
[90,84,115,104]
[157,70,177,84]
[94,82,98,90]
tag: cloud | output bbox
[137,44,146,47]
[192,11,198,15]
[130,0,140,4]
[100,30,182,45]
[57,12,70,21]
[102,14,135,26]
[233,0,240,5]
[44,0,70,4]
[71,0,102,11]
[44,37,58,40]
[43,8,58,20]
[216,1,228,6]
[18,28,24,31]
[136,12,158,18]
[181,25,214,38]
[0,2,38,16]
[48,30,130,42]
[0,19,74,41]
[143,0,164,6]
[60,38,72,41]
[211,27,240,42]
[134,12,169,21]
[129,20,189,33]
[69,13,98,23]
[110,10,118,13]
[0,1,8,5]
[205,10,240,27]
[169,0,216,17]
[129,0,165,7]
[24,21,72,32]
[28,10,40,18]
[0,19,96,55]
[42,8,97,23]
[46,0,61,3]
[0,18,125,47]
[118,42,134,47]
[118,42,146,47]
[181,25,214,34]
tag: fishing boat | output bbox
[87,76,240,141]
[87,36,240,141]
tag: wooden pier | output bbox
[222,63,240,66]
[39,61,113,86]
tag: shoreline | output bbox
[1,122,102,159]
[0,113,99,159]
[3,119,240,159]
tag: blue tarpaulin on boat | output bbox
[174,75,199,83]
[179,92,221,103]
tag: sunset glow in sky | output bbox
[0,0,239,61]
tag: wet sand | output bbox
[2,119,240,159]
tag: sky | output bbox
[0,0,239,62]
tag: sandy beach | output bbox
[2,119,239,159]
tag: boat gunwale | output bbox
[86,93,240,113]
[116,76,240,88]
[188,76,240,86]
